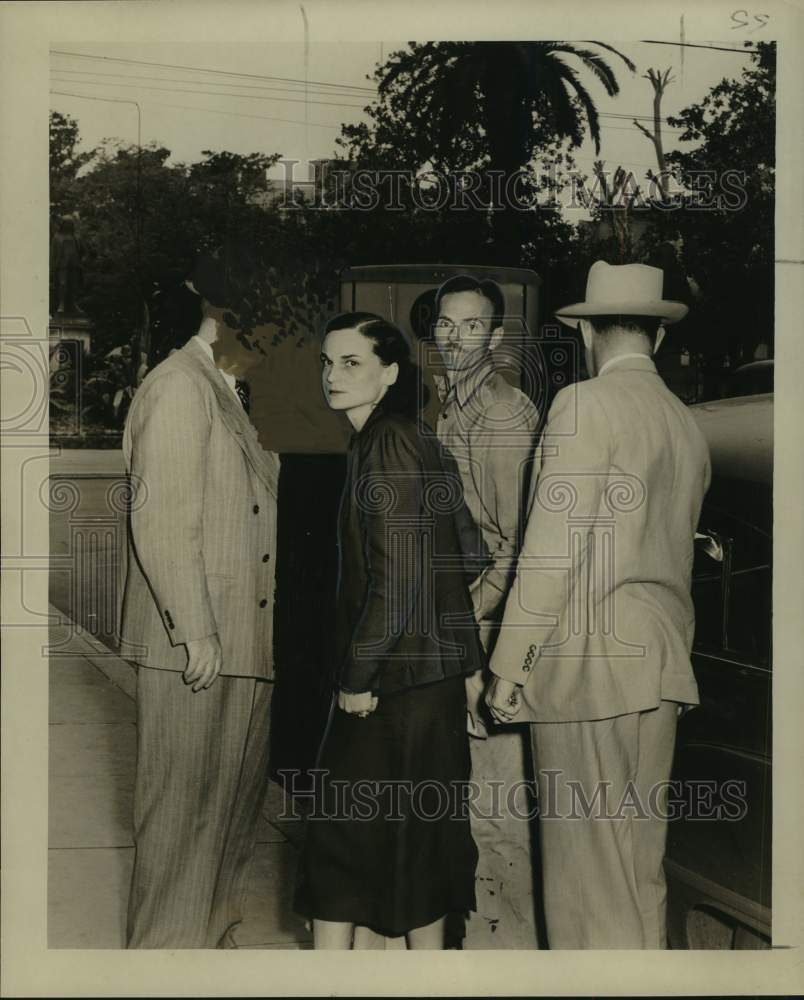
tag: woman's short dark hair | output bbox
[324,312,428,418]
[434,274,506,330]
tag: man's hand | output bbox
[184,634,223,692]
[338,689,379,717]
[485,676,523,724]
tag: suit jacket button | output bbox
[253,504,260,514]
[259,598,268,608]
[262,553,270,562]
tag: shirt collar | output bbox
[192,333,237,388]
[439,353,497,408]
[597,352,657,377]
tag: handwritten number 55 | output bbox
[730,10,770,31]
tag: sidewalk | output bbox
[47,607,312,949]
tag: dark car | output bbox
[728,359,774,398]
[665,393,773,949]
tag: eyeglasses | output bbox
[433,317,490,336]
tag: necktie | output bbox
[235,379,250,415]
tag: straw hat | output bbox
[556,260,688,329]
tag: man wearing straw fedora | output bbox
[485,260,711,948]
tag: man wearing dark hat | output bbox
[486,261,711,948]
[120,248,279,948]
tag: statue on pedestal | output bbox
[50,217,83,316]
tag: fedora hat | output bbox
[556,260,688,328]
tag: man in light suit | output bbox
[431,274,540,949]
[120,251,280,948]
[486,261,711,948]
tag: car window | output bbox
[692,482,772,668]
[692,528,726,651]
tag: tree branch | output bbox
[633,119,656,144]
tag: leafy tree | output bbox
[70,140,186,355]
[48,116,341,440]
[337,41,635,263]
[376,41,635,166]
[49,111,94,222]
[659,41,775,363]
[188,149,280,198]
[565,43,774,369]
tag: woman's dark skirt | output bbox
[294,673,478,938]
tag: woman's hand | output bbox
[465,671,488,738]
[338,689,379,717]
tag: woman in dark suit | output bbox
[295,312,484,949]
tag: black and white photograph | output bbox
[1,0,802,995]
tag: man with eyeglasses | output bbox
[432,273,540,949]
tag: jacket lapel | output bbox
[178,339,279,498]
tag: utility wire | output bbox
[54,69,685,122]
[640,39,758,53]
[597,121,685,134]
[51,90,342,130]
[146,101,341,130]
[52,68,687,125]
[51,93,678,139]
[50,76,368,110]
[51,49,377,93]
[51,94,684,146]
[52,75,690,129]
[48,89,142,143]
[51,92,686,146]
[52,67,373,99]
[599,111,680,124]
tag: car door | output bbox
[666,477,772,944]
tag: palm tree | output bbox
[378,41,636,262]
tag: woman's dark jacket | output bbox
[336,406,487,695]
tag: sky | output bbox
[49,38,760,218]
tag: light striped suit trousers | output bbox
[126,666,272,948]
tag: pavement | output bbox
[47,606,312,949]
